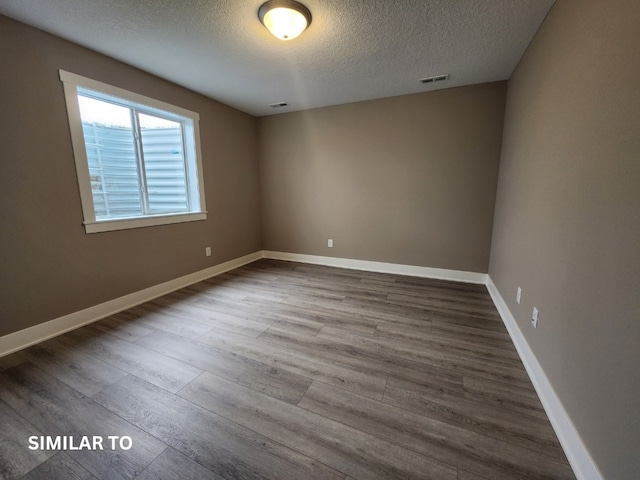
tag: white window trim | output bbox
[59,70,207,234]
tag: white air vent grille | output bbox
[269,102,289,108]
[419,74,450,84]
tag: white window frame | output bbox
[60,70,207,234]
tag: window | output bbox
[60,70,207,233]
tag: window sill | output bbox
[84,211,207,234]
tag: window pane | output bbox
[78,96,143,219]
[139,113,189,213]
[62,70,207,232]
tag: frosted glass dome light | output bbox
[258,1,312,41]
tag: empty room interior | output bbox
[0,1,638,479]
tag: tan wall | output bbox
[258,83,506,273]
[489,1,640,478]
[0,16,262,337]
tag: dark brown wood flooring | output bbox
[0,259,576,479]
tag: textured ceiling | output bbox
[0,0,555,117]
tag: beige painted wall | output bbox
[0,16,262,337]
[258,83,506,273]
[489,1,640,478]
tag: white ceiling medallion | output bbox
[258,0,312,41]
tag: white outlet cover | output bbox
[516,287,522,304]
[328,239,333,248]
[532,307,539,328]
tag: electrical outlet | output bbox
[532,307,539,328]
[328,239,333,248]
[205,247,211,257]
[516,287,522,304]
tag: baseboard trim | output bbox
[0,251,262,357]
[486,276,603,480]
[262,251,488,284]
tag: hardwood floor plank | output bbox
[134,447,224,480]
[280,297,387,332]
[431,319,514,345]
[383,377,565,459]
[386,293,500,319]
[88,315,156,343]
[94,375,344,480]
[299,381,574,480]
[119,306,215,340]
[283,295,432,329]
[429,312,507,332]
[179,372,457,480]
[268,280,348,301]
[316,325,531,386]
[18,337,127,397]
[375,323,519,362]
[135,330,312,404]
[462,375,548,421]
[390,287,496,305]
[61,326,202,393]
[198,327,388,400]
[20,452,97,480]
[0,365,166,480]
[374,322,433,341]
[391,274,487,293]
[242,298,374,334]
[191,276,290,304]
[0,351,27,371]
[0,399,54,480]
[457,469,492,480]
[168,305,273,338]
[256,326,464,396]
[193,297,326,336]
[144,297,275,337]
[337,323,521,367]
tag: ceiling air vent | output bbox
[269,102,289,108]
[419,74,449,84]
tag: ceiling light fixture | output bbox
[258,0,312,41]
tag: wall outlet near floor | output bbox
[205,247,211,257]
[516,287,522,304]
[532,307,539,328]
[328,239,333,248]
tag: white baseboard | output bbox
[263,251,488,284]
[486,276,603,480]
[0,251,262,357]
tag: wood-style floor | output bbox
[0,259,576,480]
